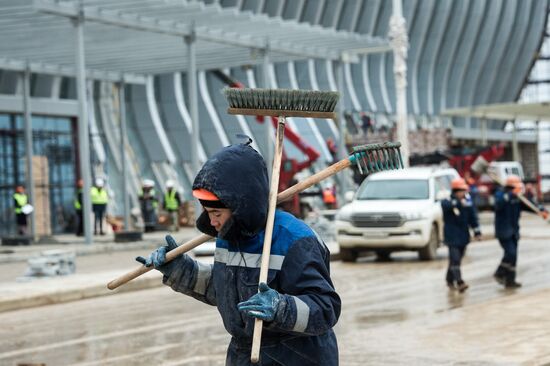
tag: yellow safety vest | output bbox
[91,187,108,205]
[14,193,28,214]
[74,189,82,210]
[164,189,179,211]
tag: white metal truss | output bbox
[0,0,390,82]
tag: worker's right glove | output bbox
[135,235,179,274]
[237,282,282,322]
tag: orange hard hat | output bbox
[192,188,220,201]
[451,178,469,191]
[505,175,522,188]
[15,185,25,193]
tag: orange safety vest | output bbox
[322,188,336,204]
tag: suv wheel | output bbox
[340,248,358,262]
[418,224,438,261]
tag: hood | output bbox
[345,199,433,214]
[192,143,269,242]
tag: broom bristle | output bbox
[350,141,403,174]
[223,88,340,112]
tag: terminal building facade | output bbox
[0,0,548,235]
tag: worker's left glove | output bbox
[135,235,180,274]
[238,283,282,322]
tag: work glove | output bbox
[135,235,179,273]
[238,283,282,322]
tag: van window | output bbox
[434,176,448,195]
[357,179,429,200]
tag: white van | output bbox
[335,167,459,262]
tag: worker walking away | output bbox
[139,179,158,232]
[494,175,548,289]
[91,178,108,235]
[137,142,341,365]
[163,180,181,232]
[74,179,84,236]
[13,185,29,235]
[441,178,482,292]
[322,184,337,209]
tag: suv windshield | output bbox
[357,179,429,200]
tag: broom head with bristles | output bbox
[223,88,340,119]
[350,141,404,175]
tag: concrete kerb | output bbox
[0,270,163,314]
[0,229,199,264]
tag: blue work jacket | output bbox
[494,190,524,240]
[441,194,481,247]
[162,143,341,365]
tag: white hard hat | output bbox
[142,179,155,187]
[166,180,175,188]
[95,178,104,187]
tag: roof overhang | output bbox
[0,0,391,83]
[442,101,550,122]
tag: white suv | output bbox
[335,167,459,262]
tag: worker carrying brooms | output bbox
[493,175,548,289]
[441,177,482,292]
[136,142,341,365]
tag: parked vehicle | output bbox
[335,167,459,262]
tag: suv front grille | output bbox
[351,212,403,228]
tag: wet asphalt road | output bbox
[0,216,549,365]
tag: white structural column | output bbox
[335,59,348,201]
[512,121,520,161]
[22,66,36,240]
[390,0,410,167]
[73,9,93,244]
[119,80,130,230]
[185,29,202,217]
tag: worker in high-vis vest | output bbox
[13,185,28,235]
[163,180,181,232]
[74,179,84,236]
[91,178,108,235]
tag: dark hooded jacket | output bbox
[161,143,341,365]
[441,193,481,247]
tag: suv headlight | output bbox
[335,210,352,222]
[401,212,428,221]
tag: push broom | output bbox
[106,141,403,291]
[471,156,548,221]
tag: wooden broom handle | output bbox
[106,233,212,290]
[107,156,353,291]
[250,116,286,363]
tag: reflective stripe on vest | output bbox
[165,189,178,211]
[14,193,28,214]
[74,189,82,210]
[91,187,108,204]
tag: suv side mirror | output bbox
[436,189,450,201]
[344,191,355,203]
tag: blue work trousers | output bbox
[446,246,466,284]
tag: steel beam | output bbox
[335,60,348,203]
[185,30,202,221]
[73,12,93,245]
[22,67,36,241]
[119,80,130,230]
[0,58,146,84]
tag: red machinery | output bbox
[213,70,321,217]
